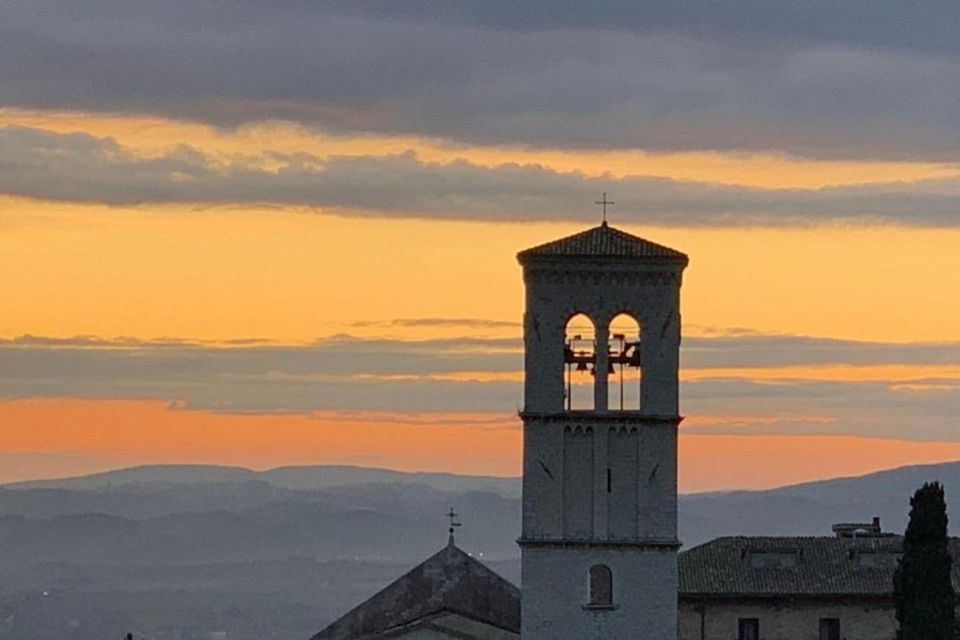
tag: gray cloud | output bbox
[4,1,960,159]
[2,332,960,439]
[351,318,520,329]
[6,126,960,225]
[319,2,960,55]
[0,334,523,412]
[682,377,960,441]
[0,334,203,348]
[682,334,960,369]
[0,334,520,379]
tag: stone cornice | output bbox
[520,411,682,426]
[522,265,684,287]
[518,537,682,551]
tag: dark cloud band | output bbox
[2,332,960,441]
[4,126,960,226]
[4,1,960,159]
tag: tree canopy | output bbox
[894,481,956,640]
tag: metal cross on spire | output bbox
[595,192,615,225]
[446,506,461,545]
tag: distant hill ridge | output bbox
[3,463,523,498]
[9,460,960,501]
[5,460,960,549]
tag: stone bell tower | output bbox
[516,221,688,640]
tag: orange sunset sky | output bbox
[3,4,960,491]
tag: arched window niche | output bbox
[563,313,595,411]
[587,564,614,608]
[607,313,642,411]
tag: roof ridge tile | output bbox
[517,223,687,261]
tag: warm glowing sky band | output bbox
[2,105,960,489]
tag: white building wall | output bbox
[522,546,677,640]
[563,426,594,538]
[607,427,639,539]
[521,416,678,543]
[638,423,678,541]
[521,420,564,537]
[678,600,897,640]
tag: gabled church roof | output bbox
[311,538,520,640]
[517,222,687,262]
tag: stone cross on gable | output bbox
[594,192,615,224]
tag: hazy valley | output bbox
[2,461,959,640]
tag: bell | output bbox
[576,361,589,372]
[607,362,616,375]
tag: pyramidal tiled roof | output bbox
[679,536,960,597]
[518,222,687,261]
[311,539,520,640]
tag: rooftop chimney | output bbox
[832,517,884,538]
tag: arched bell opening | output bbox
[607,313,642,411]
[563,313,596,411]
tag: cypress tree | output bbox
[894,481,956,640]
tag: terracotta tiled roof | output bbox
[679,536,960,597]
[517,223,687,262]
[312,540,520,639]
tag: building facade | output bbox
[678,524,960,640]
[516,223,688,640]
